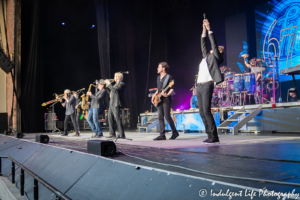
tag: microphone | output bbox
[120,71,129,74]
[203,13,206,19]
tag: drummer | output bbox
[243,56,262,82]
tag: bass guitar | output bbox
[152,81,174,107]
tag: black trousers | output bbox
[75,110,81,131]
[108,106,125,137]
[64,113,79,135]
[196,81,218,140]
[157,97,178,136]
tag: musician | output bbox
[73,91,81,135]
[244,57,262,82]
[105,73,126,139]
[151,62,179,140]
[86,81,107,138]
[289,88,298,102]
[59,89,80,136]
[197,19,224,144]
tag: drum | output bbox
[190,96,198,108]
[244,73,256,94]
[213,88,223,99]
[225,72,234,81]
[233,74,244,92]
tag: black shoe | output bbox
[202,138,210,143]
[117,135,126,139]
[106,135,116,138]
[169,133,179,140]
[61,134,68,136]
[205,138,220,144]
[74,133,80,137]
[153,135,166,141]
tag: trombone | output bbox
[41,93,64,106]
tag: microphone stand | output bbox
[49,101,61,134]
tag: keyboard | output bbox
[280,64,300,75]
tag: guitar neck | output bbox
[159,85,171,97]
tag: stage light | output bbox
[62,22,65,25]
[176,109,180,111]
[91,25,95,28]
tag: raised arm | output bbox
[204,19,223,63]
[201,21,208,58]
[90,90,106,101]
[107,82,125,93]
[244,57,251,68]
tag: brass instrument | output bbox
[41,89,79,107]
[98,79,115,85]
[81,84,96,116]
[41,93,64,106]
[267,81,279,91]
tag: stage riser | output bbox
[141,107,300,132]
[0,135,277,200]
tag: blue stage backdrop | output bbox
[255,0,300,82]
[225,11,249,73]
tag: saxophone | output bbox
[81,84,96,114]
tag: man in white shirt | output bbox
[197,19,224,144]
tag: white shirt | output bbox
[197,57,213,83]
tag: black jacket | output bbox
[201,33,224,85]
[106,82,126,108]
[90,88,106,109]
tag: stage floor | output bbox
[21,131,300,194]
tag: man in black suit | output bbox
[197,19,224,144]
[59,89,80,136]
[104,73,126,139]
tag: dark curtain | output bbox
[95,0,111,79]
[21,0,44,132]
[109,0,138,128]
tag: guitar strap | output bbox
[162,74,170,90]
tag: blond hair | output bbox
[64,89,71,94]
[115,72,123,81]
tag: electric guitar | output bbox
[152,81,174,107]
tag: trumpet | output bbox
[97,79,115,85]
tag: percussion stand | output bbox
[49,101,61,134]
[258,63,263,104]
[226,79,232,107]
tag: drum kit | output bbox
[190,56,279,108]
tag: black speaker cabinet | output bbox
[15,132,23,138]
[35,134,50,144]
[4,130,11,135]
[87,140,116,157]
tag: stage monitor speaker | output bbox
[4,130,11,135]
[87,140,116,157]
[35,134,50,144]
[0,48,14,73]
[15,132,23,138]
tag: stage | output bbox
[141,102,300,133]
[13,131,300,197]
